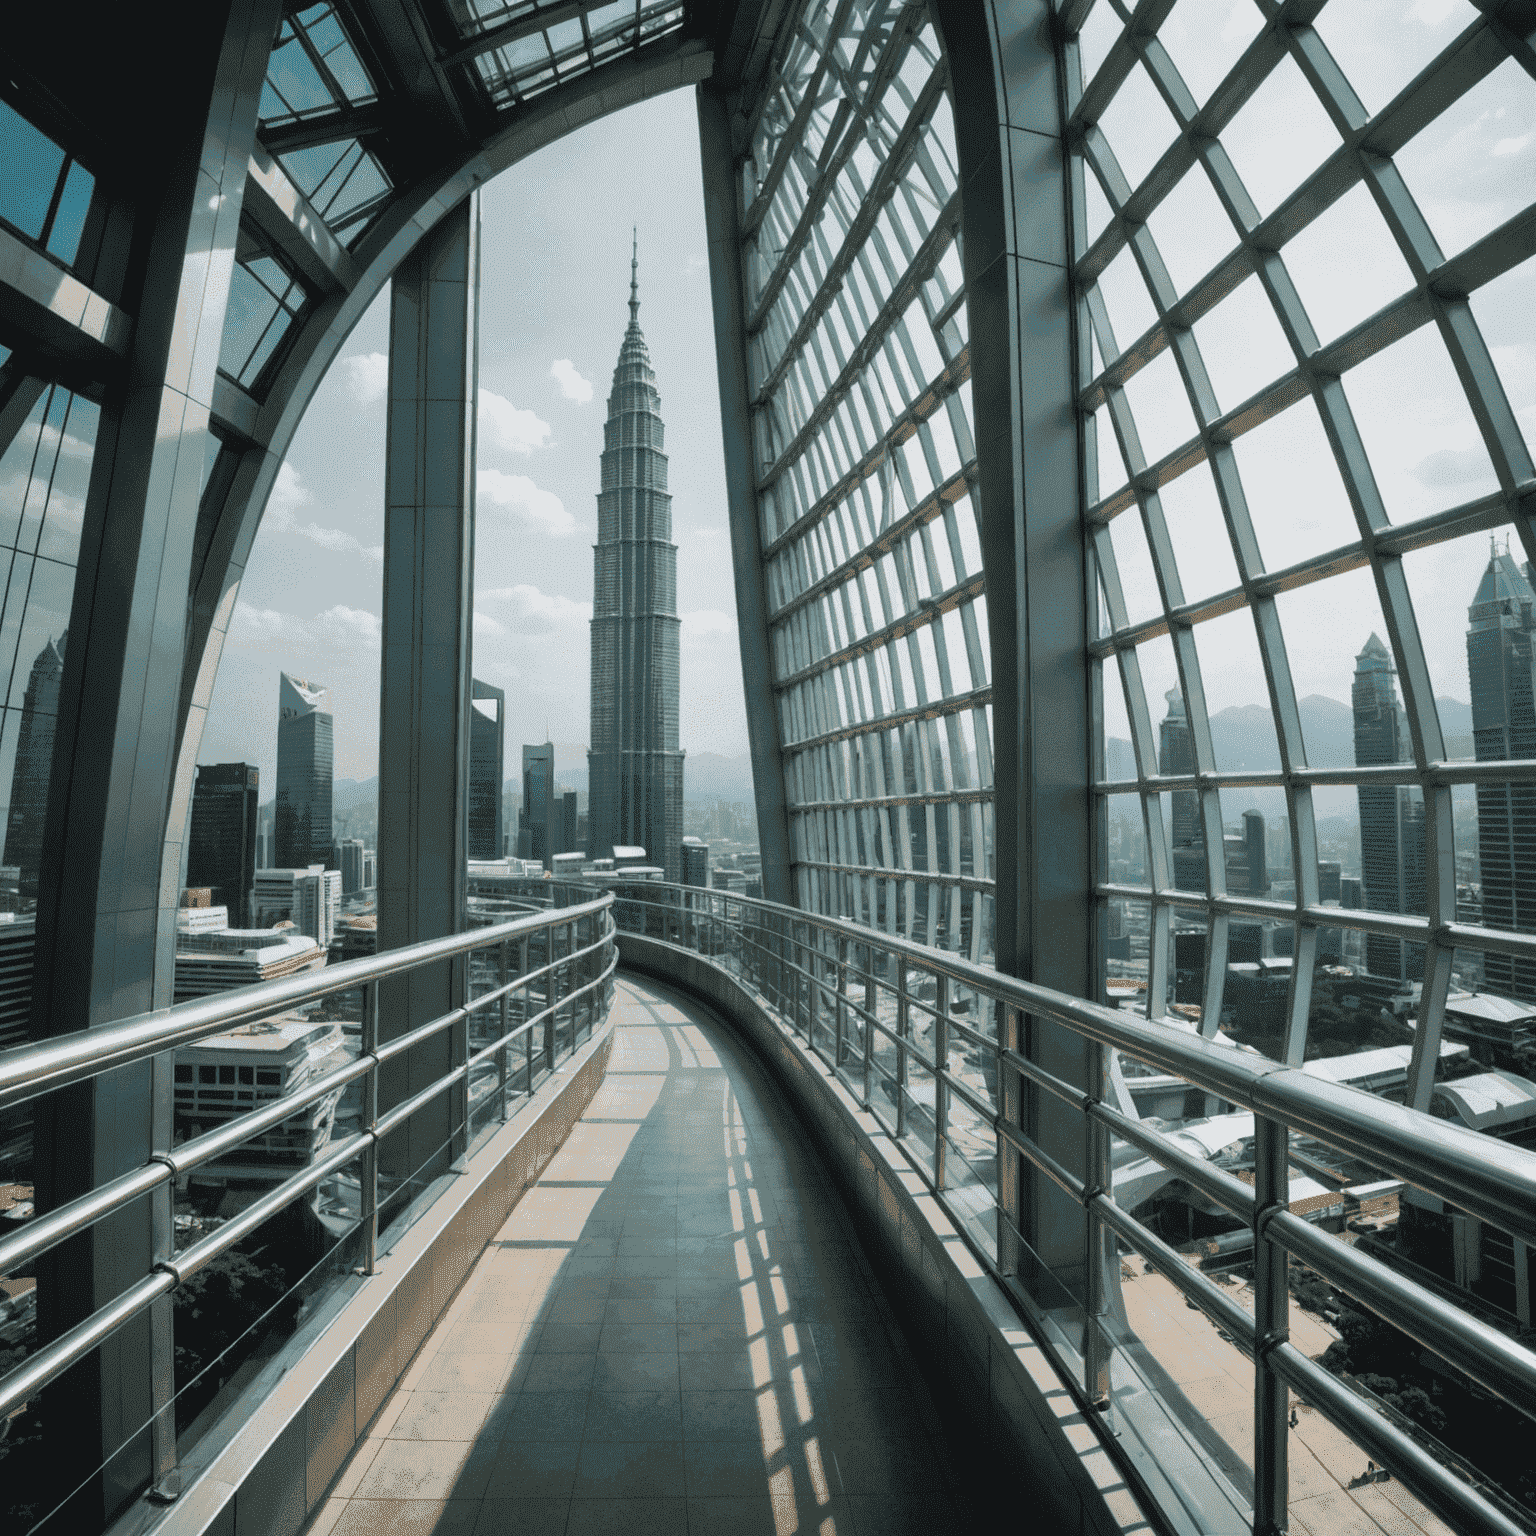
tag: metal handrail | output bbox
[582,877,1536,1536]
[0,894,617,1428]
[0,893,613,1112]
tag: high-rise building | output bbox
[588,237,685,880]
[1352,633,1425,981]
[187,763,260,926]
[3,631,67,904]
[1466,544,1536,998]
[339,838,366,896]
[521,742,555,868]
[1157,688,1203,890]
[469,680,505,861]
[275,673,333,869]
[560,791,578,856]
[682,836,710,888]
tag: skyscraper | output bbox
[1157,688,1203,890]
[3,631,66,904]
[588,236,684,879]
[1466,544,1536,998]
[469,680,505,860]
[521,742,555,868]
[1352,633,1425,981]
[187,762,260,926]
[275,673,333,869]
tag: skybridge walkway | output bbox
[305,975,972,1536]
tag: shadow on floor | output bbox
[304,974,975,1536]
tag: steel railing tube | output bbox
[0,1270,177,1423]
[997,1118,1086,1205]
[0,894,618,1437]
[1268,1344,1530,1536]
[167,1134,368,1284]
[0,895,613,1115]
[0,1160,170,1282]
[1088,1100,1257,1222]
[1267,1208,1536,1421]
[1091,1196,1257,1356]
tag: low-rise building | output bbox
[173,1016,349,1185]
[174,929,327,1001]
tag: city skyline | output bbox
[274,672,334,870]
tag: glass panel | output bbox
[0,99,64,241]
[1219,55,1342,219]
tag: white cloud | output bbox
[262,461,383,563]
[1494,134,1532,159]
[480,390,552,455]
[478,469,576,537]
[480,583,592,633]
[230,601,381,651]
[341,352,389,405]
[549,359,594,404]
[1412,445,1494,488]
[473,610,507,639]
[682,609,735,639]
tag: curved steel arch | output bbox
[176,32,715,833]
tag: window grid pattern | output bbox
[1068,0,1536,1082]
[452,0,688,109]
[275,137,393,245]
[258,4,379,126]
[741,0,993,964]
[0,381,100,912]
[217,233,310,396]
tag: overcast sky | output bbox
[201,89,742,787]
[199,5,1534,791]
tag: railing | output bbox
[589,878,1536,1536]
[0,893,616,1520]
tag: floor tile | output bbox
[483,1438,582,1500]
[330,1498,481,1536]
[574,1439,686,1498]
[565,1498,689,1536]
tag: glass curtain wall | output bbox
[1069,0,1536,1076]
[742,0,993,964]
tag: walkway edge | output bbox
[109,1016,615,1536]
[618,937,1151,1536]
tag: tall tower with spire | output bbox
[1466,540,1536,998]
[588,234,684,877]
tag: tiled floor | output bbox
[306,976,972,1536]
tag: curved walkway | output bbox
[306,975,972,1536]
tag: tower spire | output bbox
[629,227,639,326]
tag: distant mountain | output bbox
[685,752,756,803]
[1109,691,1476,784]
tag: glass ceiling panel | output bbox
[450,0,688,110]
[260,4,378,127]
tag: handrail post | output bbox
[360,979,379,1275]
[998,1002,1021,1277]
[519,934,532,1094]
[896,954,909,1140]
[497,938,510,1122]
[1254,1114,1290,1536]
[861,947,874,1109]
[544,926,557,1075]
[1084,1037,1112,1410]
[933,973,949,1190]
[452,995,470,1173]
[835,935,848,1070]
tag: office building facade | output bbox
[2,634,67,905]
[469,680,505,861]
[338,838,366,896]
[1352,634,1426,981]
[186,763,260,927]
[520,742,555,868]
[1467,548,1536,998]
[274,673,334,870]
[587,243,684,880]
[682,836,709,888]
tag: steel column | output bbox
[27,2,282,1521]
[376,192,480,1205]
[696,85,796,906]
